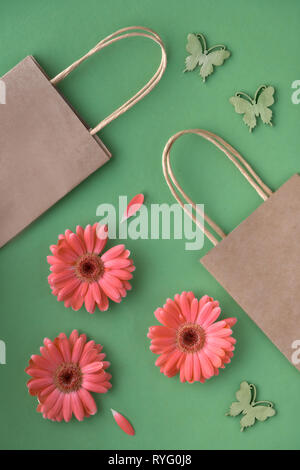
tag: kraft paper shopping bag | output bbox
[163,129,300,371]
[0,26,166,248]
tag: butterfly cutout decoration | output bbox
[184,33,230,82]
[226,381,276,432]
[230,85,275,132]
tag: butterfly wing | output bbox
[253,405,276,422]
[200,49,230,82]
[227,381,252,417]
[185,34,203,71]
[240,405,275,431]
[240,408,256,432]
[229,96,256,132]
[256,86,275,125]
[228,401,245,416]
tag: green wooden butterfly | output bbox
[226,381,276,432]
[184,33,230,82]
[230,85,275,132]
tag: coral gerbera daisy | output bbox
[147,292,237,383]
[47,223,135,313]
[25,330,112,422]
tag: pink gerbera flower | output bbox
[25,330,112,422]
[47,223,135,313]
[147,292,237,383]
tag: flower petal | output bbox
[63,393,72,422]
[111,409,135,436]
[101,244,125,262]
[78,388,97,416]
[154,308,180,329]
[179,292,191,321]
[84,225,95,253]
[184,353,194,382]
[71,391,84,421]
[57,278,81,302]
[202,307,221,328]
[94,224,108,254]
[71,337,85,363]
[68,233,85,256]
[198,350,214,379]
[58,338,71,362]
[82,361,103,374]
[99,277,121,302]
[84,285,96,314]
[121,193,144,222]
[82,380,110,393]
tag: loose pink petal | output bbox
[111,409,135,436]
[121,194,145,222]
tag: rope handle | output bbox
[50,26,167,135]
[162,129,273,246]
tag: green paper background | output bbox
[0,0,300,450]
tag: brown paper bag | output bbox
[0,26,166,248]
[163,129,300,371]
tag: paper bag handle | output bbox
[162,129,273,246]
[50,26,167,135]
